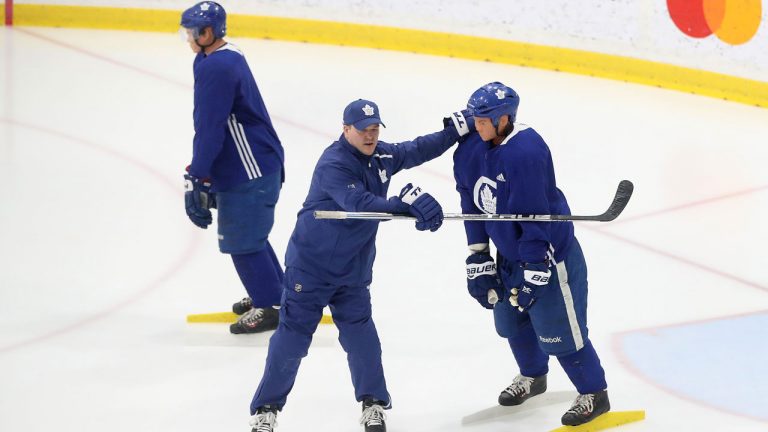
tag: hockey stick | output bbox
[314,180,634,223]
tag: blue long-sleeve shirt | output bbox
[285,127,460,287]
[189,44,284,192]
[452,124,574,264]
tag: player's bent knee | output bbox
[281,300,324,336]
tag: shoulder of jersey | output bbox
[202,45,244,67]
[508,123,533,140]
[217,43,244,56]
[374,141,396,152]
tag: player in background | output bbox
[454,82,610,426]
[180,2,285,334]
[248,99,472,432]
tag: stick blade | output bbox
[602,180,634,221]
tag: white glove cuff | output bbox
[449,111,470,136]
[400,184,424,205]
[467,261,497,280]
[523,268,552,286]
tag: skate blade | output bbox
[186,312,334,324]
[549,410,645,432]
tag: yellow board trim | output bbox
[186,311,334,325]
[10,4,768,108]
[13,4,180,31]
[549,410,646,432]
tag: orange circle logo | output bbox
[667,0,762,45]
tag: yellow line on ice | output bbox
[549,410,645,432]
[11,4,768,108]
[186,311,334,325]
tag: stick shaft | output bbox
[314,180,634,223]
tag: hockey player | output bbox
[180,2,285,334]
[454,82,610,426]
[248,99,472,432]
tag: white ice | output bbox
[1,27,767,432]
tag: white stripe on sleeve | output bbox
[228,114,257,179]
[236,121,262,178]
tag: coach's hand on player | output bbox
[466,253,504,309]
[398,183,443,231]
[184,173,214,229]
[511,261,552,312]
[443,109,475,137]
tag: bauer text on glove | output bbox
[466,253,504,309]
[510,261,551,312]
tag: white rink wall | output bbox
[14,0,768,82]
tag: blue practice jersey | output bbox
[285,127,460,287]
[189,43,284,192]
[453,124,574,264]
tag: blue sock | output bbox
[265,240,285,285]
[508,322,549,377]
[557,339,607,394]
[231,242,284,307]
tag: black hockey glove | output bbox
[184,173,214,229]
[466,253,504,309]
[443,109,475,137]
[398,183,443,232]
[511,261,552,312]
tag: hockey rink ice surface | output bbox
[1,27,767,432]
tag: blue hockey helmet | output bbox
[180,2,227,39]
[466,82,520,127]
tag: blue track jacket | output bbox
[285,127,460,286]
[189,43,284,192]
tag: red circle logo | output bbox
[667,0,762,45]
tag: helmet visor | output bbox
[179,27,201,42]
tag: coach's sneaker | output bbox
[360,399,387,432]
[250,405,278,432]
[233,297,253,315]
[230,307,279,334]
[498,374,547,406]
[561,389,610,426]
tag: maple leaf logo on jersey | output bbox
[378,169,388,183]
[495,89,506,99]
[200,2,210,11]
[480,184,496,214]
[362,104,375,116]
[473,176,497,214]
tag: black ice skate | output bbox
[250,405,278,432]
[360,399,387,432]
[230,306,279,334]
[498,374,547,406]
[233,297,254,315]
[561,389,610,426]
